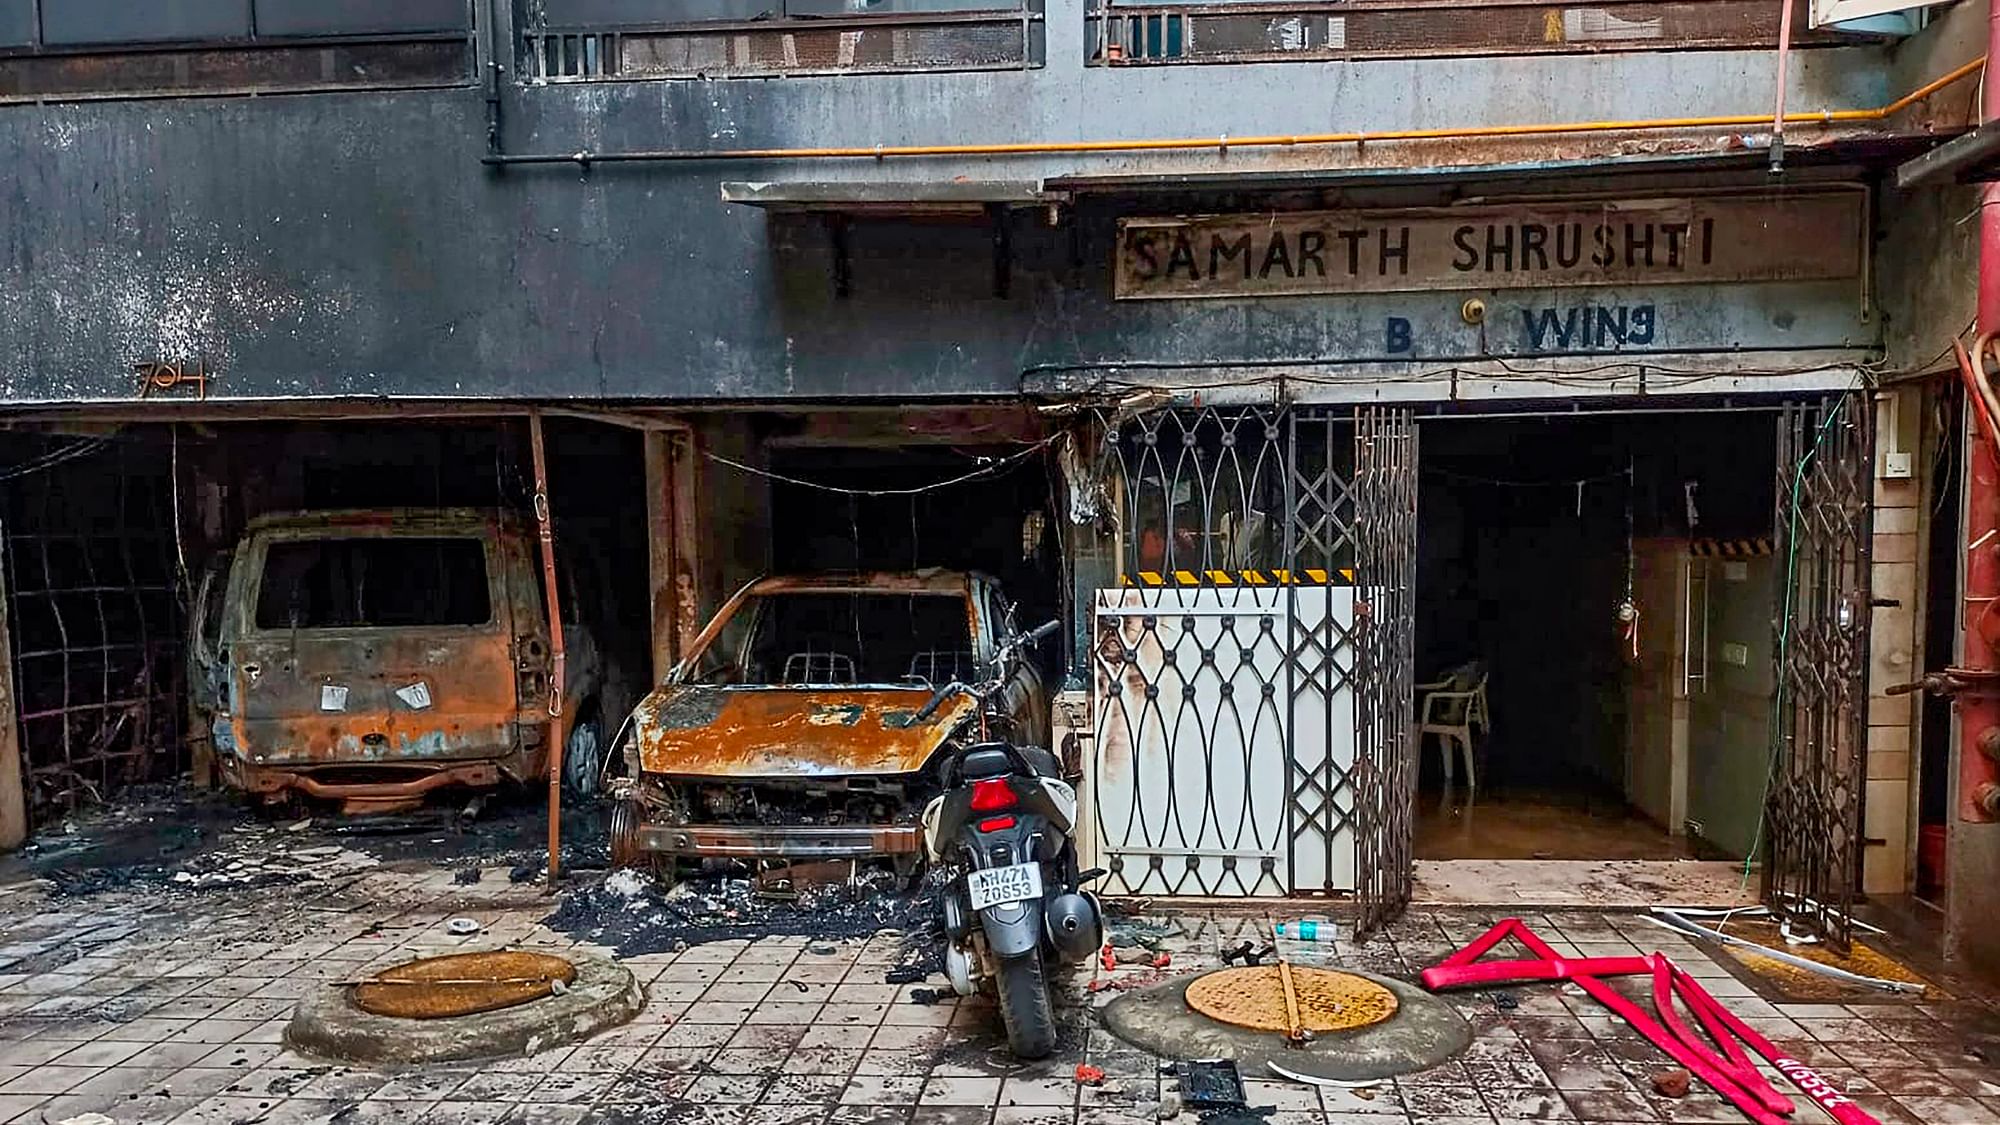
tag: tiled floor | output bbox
[1413,861,1757,909]
[0,864,1993,1125]
[1414,793,1692,862]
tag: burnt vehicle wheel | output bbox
[608,799,647,870]
[994,949,1057,1059]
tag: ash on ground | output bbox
[546,866,946,976]
[4,782,610,897]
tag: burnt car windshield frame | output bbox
[671,579,989,685]
[729,588,979,690]
[237,530,506,639]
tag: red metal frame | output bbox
[1424,919,1881,1125]
[529,412,569,883]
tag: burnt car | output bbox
[190,509,620,814]
[606,571,1051,870]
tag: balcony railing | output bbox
[521,0,1045,79]
[0,0,475,101]
[1086,0,1872,66]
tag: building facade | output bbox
[0,0,1992,961]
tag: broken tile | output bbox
[1481,1087,1575,1121]
[919,1076,1002,1107]
[842,1076,925,1105]
[1891,1095,2000,1125]
[767,1075,849,1103]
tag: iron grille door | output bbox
[1087,407,1366,898]
[1087,407,1295,897]
[1765,395,1872,952]
[1285,411,1362,896]
[1352,407,1419,941]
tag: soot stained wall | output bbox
[0,44,1889,406]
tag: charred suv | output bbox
[190,509,618,814]
[606,571,1050,871]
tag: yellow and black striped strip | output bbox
[1689,538,1776,558]
[1119,567,1357,587]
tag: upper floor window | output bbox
[520,0,1043,81]
[0,0,475,101]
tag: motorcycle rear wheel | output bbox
[994,948,1057,1059]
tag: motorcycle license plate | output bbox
[968,862,1043,911]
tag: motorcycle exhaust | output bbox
[1043,891,1103,961]
[944,943,977,997]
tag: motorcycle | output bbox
[914,619,1104,1059]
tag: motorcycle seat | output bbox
[962,743,1062,781]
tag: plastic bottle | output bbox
[1273,920,1335,941]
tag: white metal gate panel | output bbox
[1085,583,1357,897]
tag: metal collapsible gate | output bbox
[1086,406,1418,937]
[1353,408,1420,937]
[1764,395,1872,951]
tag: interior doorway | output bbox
[1918,385,1962,906]
[1413,410,1779,863]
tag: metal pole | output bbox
[529,412,569,882]
[0,520,24,851]
[1769,0,1796,175]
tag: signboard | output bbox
[1113,192,1864,301]
[1808,0,1918,29]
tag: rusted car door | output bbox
[226,525,528,774]
[188,554,234,718]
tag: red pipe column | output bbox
[530,412,570,881]
[1964,4,2000,822]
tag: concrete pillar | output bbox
[1864,387,1923,895]
[643,429,692,683]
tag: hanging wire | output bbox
[1933,385,1962,518]
[169,426,190,599]
[1621,456,1638,661]
[0,436,110,482]
[1625,456,1636,604]
[705,436,1056,497]
[848,493,864,659]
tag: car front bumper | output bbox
[623,819,923,858]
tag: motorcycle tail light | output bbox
[977,815,1016,833]
[969,777,1018,812]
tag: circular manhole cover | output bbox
[353,951,578,1020]
[1184,965,1398,1034]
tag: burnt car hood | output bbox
[631,685,976,779]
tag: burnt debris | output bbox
[9,784,610,897]
[543,865,945,969]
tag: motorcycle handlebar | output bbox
[913,680,972,724]
[913,620,1062,724]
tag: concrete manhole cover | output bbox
[287,947,643,1065]
[353,951,579,1019]
[1103,967,1470,1085]
[1185,965,1398,1034]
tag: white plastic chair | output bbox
[1417,662,1490,790]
